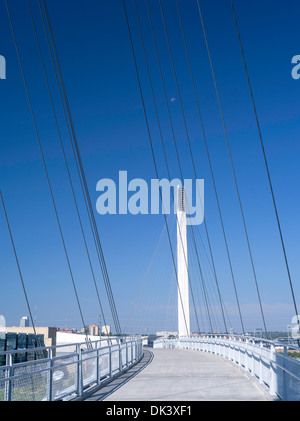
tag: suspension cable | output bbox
[133,0,200,334]
[157,0,228,332]
[0,191,38,341]
[39,0,122,335]
[196,0,268,337]
[4,0,89,342]
[26,0,108,338]
[144,0,222,333]
[174,0,245,334]
[230,0,300,331]
[37,0,117,339]
[122,0,190,337]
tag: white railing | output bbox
[154,335,300,401]
[0,336,143,401]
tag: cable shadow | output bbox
[80,349,154,401]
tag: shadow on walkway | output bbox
[79,349,154,401]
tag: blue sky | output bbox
[0,0,300,334]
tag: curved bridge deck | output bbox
[85,348,270,401]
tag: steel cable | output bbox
[230,0,299,334]
[196,0,268,337]
[4,0,89,342]
[39,0,122,335]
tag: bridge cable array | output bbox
[36,0,119,339]
[144,0,219,334]
[0,192,38,343]
[122,0,193,337]
[123,0,297,336]
[195,0,269,337]
[174,0,245,335]
[138,0,232,334]
[4,0,90,343]
[4,0,122,339]
[133,0,201,334]
[158,0,234,334]
[125,0,237,334]
[26,0,108,339]
[39,0,122,336]
[3,0,297,338]
[230,0,300,335]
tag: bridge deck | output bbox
[85,348,270,401]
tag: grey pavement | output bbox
[100,348,270,401]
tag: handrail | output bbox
[176,334,300,351]
[0,336,143,401]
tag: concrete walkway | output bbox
[101,348,269,401]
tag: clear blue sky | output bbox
[0,0,300,334]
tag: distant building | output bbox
[89,324,99,336]
[20,316,29,327]
[58,328,77,334]
[102,325,111,336]
[156,331,178,338]
[80,326,89,334]
[4,327,57,349]
[0,328,57,366]
[0,315,6,331]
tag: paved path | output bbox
[86,348,270,401]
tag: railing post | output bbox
[234,337,237,363]
[251,340,255,376]
[96,342,101,386]
[282,346,287,401]
[126,340,129,367]
[4,353,13,401]
[77,344,83,397]
[238,338,241,366]
[245,339,249,371]
[109,346,112,378]
[118,340,122,372]
[259,341,264,384]
[47,348,53,401]
[269,344,277,397]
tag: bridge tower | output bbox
[177,186,190,337]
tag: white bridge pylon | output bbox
[177,186,190,337]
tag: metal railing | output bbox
[0,336,143,401]
[154,334,300,401]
